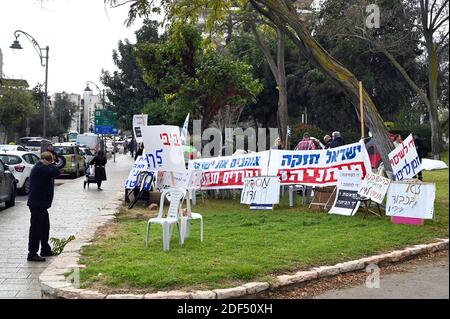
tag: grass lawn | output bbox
[79,151,449,293]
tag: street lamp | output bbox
[84,81,105,107]
[10,30,49,138]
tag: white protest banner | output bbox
[133,114,148,144]
[180,113,189,145]
[189,151,270,189]
[388,134,422,181]
[124,156,154,189]
[357,172,391,204]
[329,170,362,216]
[141,125,186,173]
[268,140,372,187]
[241,176,281,209]
[386,181,435,219]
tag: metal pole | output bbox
[113,134,116,163]
[43,46,49,138]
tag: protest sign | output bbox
[189,151,270,189]
[357,172,391,204]
[241,176,280,209]
[386,181,435,219]
[133,114,148,144]
[124,156,154,189]
[141,125,186,173]
[156,171,189,190]
[329,170,362,216]
[388,134,422,181]
[267,140,371,187]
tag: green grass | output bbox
[79,154,449,293]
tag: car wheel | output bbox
[5,185,16,208]
[20,178,30,195]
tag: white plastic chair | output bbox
[182,170,204,242]
[145,188,185,251]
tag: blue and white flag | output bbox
[287,126,292,137]
[180,113,190,145]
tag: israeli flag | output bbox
[287,126,292,137]
[180,113,190,145]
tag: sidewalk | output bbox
[0,154,133,299]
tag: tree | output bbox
[0,86,37,143]
[106,0,397,173]
[52,93,78,135]
[135,24,263,131]
[318,0,448,159]
[101,19,161,130]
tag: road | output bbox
[315,253,449,299]
[0,154,133,299]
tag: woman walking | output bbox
[86,150,107,190]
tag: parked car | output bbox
[53,142,86,178]
[25,138,52,156]
[0,151,39,195]
[19,136,42,147]
[79,146,94,165]
[0,144,27,152]
[0,158,16,208]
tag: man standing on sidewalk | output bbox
[27,152,60,262]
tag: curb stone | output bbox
[39,189,449,299]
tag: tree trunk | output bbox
[252,1,394,173]
[252,25,289,148]
[427,41,442,159]
[276,29,289,149]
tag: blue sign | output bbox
[95,126,118,135]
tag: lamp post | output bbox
[10,30,49,138]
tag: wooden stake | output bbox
[359,81,365,139]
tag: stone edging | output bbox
[39,192,449,299]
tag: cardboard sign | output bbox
[268,140,372,187]
[141,125,186,173]
[133,114,148,144]
[241,176,280,209]
[329,170,362,216]
[189,151,270,189]
[124,156,154,189]
[357,172,391,204]
[386,181,435,219]
[388,134,422,181]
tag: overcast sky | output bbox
[0,0,154,96]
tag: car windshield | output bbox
[54,146,75,155]
[0,155,22,165]
[26,140,41,147]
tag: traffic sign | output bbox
[94,109,118,135]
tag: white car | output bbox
[79,147,94,165]
[0,145,28,152]
[0,151,40,195]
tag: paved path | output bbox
[0,154,132,299]
[316,254,449,299]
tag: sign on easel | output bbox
[357,172,391,204]
[329,170,362,216]
[386,181,435,219]
[241,176,280,210]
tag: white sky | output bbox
[0,0,154,96]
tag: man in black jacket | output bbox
[27,152,60,262]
